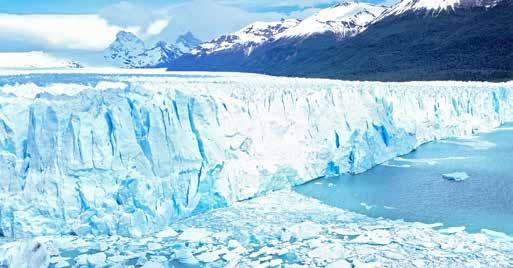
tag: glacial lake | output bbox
[296,123,513,235]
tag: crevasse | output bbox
[0,72,512,238]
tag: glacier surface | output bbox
[0,70,512,238]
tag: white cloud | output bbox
[217,0,337,9]
[99,1,172,39]
[146,19,170,36]
[0,14,129,51]
[99,1,167,29]
[288,7,323,19]
[0,0,356,52]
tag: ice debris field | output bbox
[0,70,512,267]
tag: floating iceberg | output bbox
[360,202,376,210]
[0,70,511,237]
[442,172,470,181]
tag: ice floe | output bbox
[360,202,376,210]
[3,240,50,268]
[177,228,211,243]
[442,172,470,181]
[155,228,178,239]
[0,189,510,267]
[439,138,496,150]
[394,156,469,166]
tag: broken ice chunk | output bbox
[282,221,323,242]
[481,229,513,241]
[360,202,375,210]
[174,245,199,265]
[442,172,469,181]
[55,261,69,268]
[227,240,242,249]
[87,252,106,266]
[439,226,466,234]
[196,251,220,263]
[155,228,178,238]
[141,261,165,268]
[353,260,382,268]
[177,228,211,242]
[268,259,283,266]
[7,240,49,268]
[326,259,352,268]
[352,229,392,245]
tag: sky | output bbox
[0,0,392,52]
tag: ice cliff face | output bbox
[0,71,512,238]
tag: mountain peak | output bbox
[381,0,502,17]
[154,41,169,48]
[105,31,181,68]
[177,31,199,42]
[114,31,140,42]
[390,0,461,14]
[175,31,202,53]
[191,19,300,56]
[107,31,145,56]
[277,1,386,39]
[375,0,503,22]
[332,1,358,8]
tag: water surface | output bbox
[296,124,513,234]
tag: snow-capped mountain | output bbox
[104,31,146,67]
[261,0,512,81]
[0,51,82,69]
[378,0,501,17]
[168,0,512,81]
[144,41,183,65]
[187,1,385,57]
[175,31,202,53]
[191,19,300,56]
[168,2,385,71]
[386,0,462,15]
[104,31,183,68]
[277,2,386,39]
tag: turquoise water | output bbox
[296,124,513,235]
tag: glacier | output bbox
[0,69,512,238]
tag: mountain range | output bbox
[104,31,201,68]
[169,1,387,72]
[104,0,512,81]
[254,0,512,81]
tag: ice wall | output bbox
[0,72,512,238]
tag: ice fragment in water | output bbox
[442,172,469,181]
